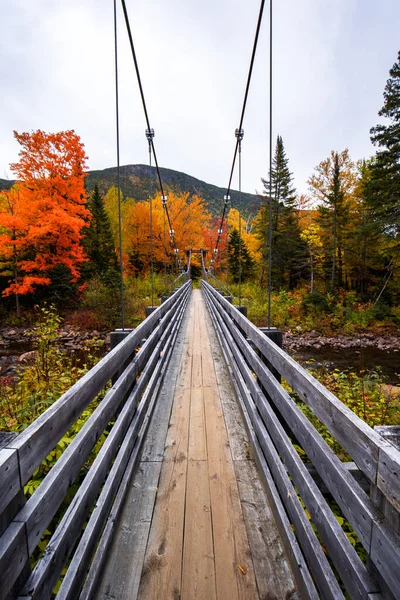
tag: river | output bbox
[291,345,400,386]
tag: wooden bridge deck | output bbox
[96,290,298,600]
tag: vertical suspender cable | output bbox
[146,129,155,307]
[114,0,125,330]
[267,0,273,329]
[239,146,242,306]
[235,128,244,306]
[163,209,167,288]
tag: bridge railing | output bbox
[0,281,191,600]
[202,280,400,600]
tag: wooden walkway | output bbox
[96,290,298,600]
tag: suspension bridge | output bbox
[0,275,399,599]
[1,0,400,598]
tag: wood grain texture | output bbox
[91,304,190,600]
[95,462,161,600]
[203,281,384,483]
[181,460,216,600]
[137,300,194,600]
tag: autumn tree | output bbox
[1,130,90,303]
[308,149,358,291]
[300,221,324,292]
[104,189,211,276]
[0,185,27,314]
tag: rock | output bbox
[19,351,36,363]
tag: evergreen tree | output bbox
[366,50,400,233]
[84,185,118,278]
[228,228,254,283]
[258,135,305,288]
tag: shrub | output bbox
[302,291,331,315]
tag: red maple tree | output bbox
[0,130,90,301]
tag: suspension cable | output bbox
[209,0,265,271]
[120,0,179,260]
[267,0,273,329]
[146,128,155,306]
[236,128,244,306]
[114,0,125,329]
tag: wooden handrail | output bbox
[0,281,191,600]
[202,280,400,600]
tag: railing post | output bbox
[0,432,31,598]
[110,328,134,385]
[369,426,400,600]
[259,327,283,382]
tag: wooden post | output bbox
[258,327,283,383]
[369,426,400,600]
[0,432,31,598]
[235,306,248,338]
[110,328,134,385]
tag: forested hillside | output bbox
[1,164,260,218]
[1,50,399,336]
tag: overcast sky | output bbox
[1,0,399,197]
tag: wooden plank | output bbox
[0,449,21,524]
[188,388,207,461]
[234,460,299,600]
[306,462,371,494]
[203,288,320,599]
[17,324,163,556]
[203,281,385,483]
[9,281,191,487]
[370,518,400,599]
[82,296,191,600]
[0,522,29,600]
[209,295,378,599]
[181,460,216,600]
[137,387,191,599]
[23,291,191,600]
[140,312,186,462]
[203,384,259,600]
[237,331,379,551]
[204,288,342,599]
[207,282,381,553]
[377,443,400,513]
[95,462,161,600]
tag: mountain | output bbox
[1,164,262,217]
[86,164,261,216]
[0,179,13,191]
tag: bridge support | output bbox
[247,326,283,383]
[0,432,31,597]
[369,426,400,600]
[110,328,134,384]
[145,306,158,318]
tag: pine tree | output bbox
[366,50,400,232]
[84,185,118,278]
[228,228,254,283]
[258,135,305,288]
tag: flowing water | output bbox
[292,345,400,386]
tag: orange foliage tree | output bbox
[104,190,211,275]
[0,130,90,301]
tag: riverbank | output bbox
[0,326,109,377]
[284,331,400,352]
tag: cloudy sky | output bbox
[1,0,399,196]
